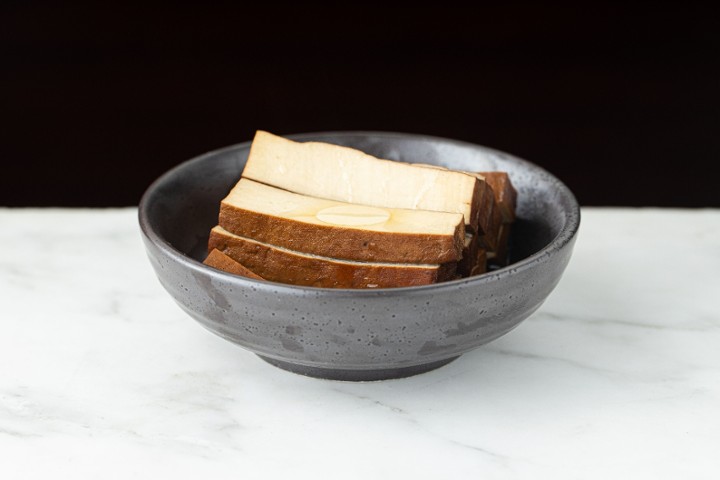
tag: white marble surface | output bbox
[1,208,719,479]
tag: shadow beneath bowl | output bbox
[258,355,461,381]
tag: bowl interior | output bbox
[142,132,577,275]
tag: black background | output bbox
[2,3,718,207]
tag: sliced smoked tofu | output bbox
[411,162,500,247]
[476,171,517,266]
[471,248,487,276]
[462,172,502,251]
[219,179,464,264]
[203,248,265,280]
[242,131,486,234]
[457,233,479,277]
[208,226,456,289]
[477,171,518,223]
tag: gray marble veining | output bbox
[1,208,719,479]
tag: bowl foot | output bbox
[257,355,460,381]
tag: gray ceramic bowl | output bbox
[139,132,580,381]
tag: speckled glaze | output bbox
[139,132,580,381]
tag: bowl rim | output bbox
[139,131,580,297]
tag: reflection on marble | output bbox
[1,208,719,479]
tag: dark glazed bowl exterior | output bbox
[139,132,580,381]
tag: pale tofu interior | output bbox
[224,179,464,235]
[242,131,478,225]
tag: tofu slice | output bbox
[208,226,456,289]
[479,189,502,251]
[219,179,464,264]
[486,223,512,266]
[477,171,518,223]
[242,131,485,234]
[457,233,479,277]
[470,249,487,276]
[476,171,517,266]
[412,162,500,248]
[203,248,265,280]
[457,234,492,277]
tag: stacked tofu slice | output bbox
[204,131,516,288]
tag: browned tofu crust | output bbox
[208,228,456,289]
[203,248,265,280]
